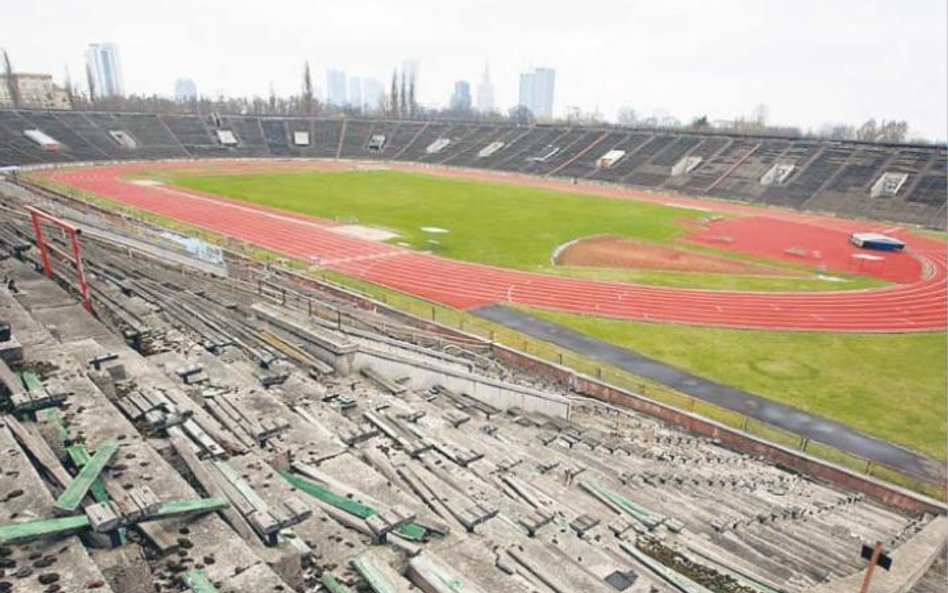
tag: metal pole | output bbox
[29,211,53,278]
[68,229,93,313]
[858,542,882,593]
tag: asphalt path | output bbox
[474,304,944,484]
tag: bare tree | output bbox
[616,106,637,127]
[390,70,398,116]
[856,119,878,142]
[399,71,407,118]
[751,103,768,127]
[63,65,75,107]
[508,105,535,126]
[302,61,314,116]
[878,120,908,143]
[407,77,416,117]
[2,49,20,108]
[85,62,97,104]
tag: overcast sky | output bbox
[4,0,946,140]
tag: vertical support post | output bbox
[68,229,92,313]
[858,542,882,593]
[28,210,53,278]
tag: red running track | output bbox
[44,162,947,332]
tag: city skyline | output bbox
[3,0,945,139]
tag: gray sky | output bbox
[5,0,947,140]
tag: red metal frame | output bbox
[26,206,92,312]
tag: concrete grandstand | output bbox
[0,109,945,228]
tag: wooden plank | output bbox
[53,440,119,515]
[0,515,90,545]
[167,431,260,544]
[4,416,72,488]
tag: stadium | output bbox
[2,0,948,580]
[0,107,943,592]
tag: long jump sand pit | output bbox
[554,235,801,276]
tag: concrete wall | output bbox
[353,347,571,420]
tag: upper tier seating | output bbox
[0,109,943,228]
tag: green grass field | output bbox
[523,307,948,461]
[545,266,885,291]
[170,169,880,291]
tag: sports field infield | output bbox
[170,169,880,291]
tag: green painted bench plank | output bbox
[67,443,127,545]
[320,572,356,593]
[66,444,109,502]
[53,440,119,515]
[351,556,402,593]
[185,569,219,593]
[0,515,90,545]
[280,471,427,541]
[38,408,70,443]
[20,372,44,392]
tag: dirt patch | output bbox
[332,224,400,242]
[554,236,802,276]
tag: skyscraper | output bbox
[85,43,124,98]
[325,69,348,107]
[518,67,556,120]
[475,63,495,113]
[362,78,384,113]
[348,76,363,111]
[450,81,471,111]
[175,79,197,102]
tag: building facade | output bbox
[0,74,71,109]
[174,79,197,102]
[518,67,556,120]
[347,76,363,111]
[450,80,471,111]
[85,43,124,98]
[362,78,384,113]
[325,69,347,107]
[475,63,495,113]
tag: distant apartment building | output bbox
[475,63,494,113]
[85,43,124,98]
[325,69,347,107]
[348,76,363,111]
[175,78,197,102]
[0,74,71,109]
[518,67,556,120]
[450,81,471,111]
[362,78,384,112]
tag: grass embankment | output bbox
[523,307,948,462]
